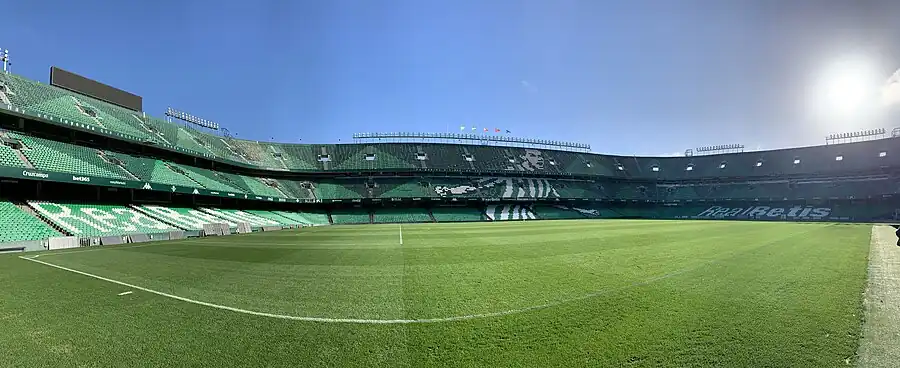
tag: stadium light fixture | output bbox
[166,107,219,130]
[1,49,9,73]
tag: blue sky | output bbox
[6,0,900,155]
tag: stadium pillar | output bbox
[17,117,23,130]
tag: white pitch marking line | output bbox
[17,228,810,325]
[38,242,162,258]
[19,254,705,325]
[117,291,133,296]
[399,224,403,246]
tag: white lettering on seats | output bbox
[696,205,832,219]
[80,208,137,232]
[199,208,280,227]
[110,208,174,231]
[30,202,108,234]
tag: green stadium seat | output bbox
[532,205,589,220]
[330,209,371,224]
[29,201,177,237]
[8,133,132,179]
[373,208,431,223]
[0,201,61,242]
[431,207,485,222]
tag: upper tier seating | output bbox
[169,164,243,193]
[0,73,151,140]
[0,141,25,168]
[105,153,199,188]
[10,132,132,179]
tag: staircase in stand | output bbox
[0,131,35,169]
[17,202,71,236]
[165,163,205,189]
[97,150,139,180]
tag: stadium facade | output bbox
[0,70,898,251]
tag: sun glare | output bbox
[812,56,880,119]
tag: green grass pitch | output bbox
[0,220,871,367]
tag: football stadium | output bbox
[3,9,900,368]
[0,64,898,367]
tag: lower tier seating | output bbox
[28,201,178,237]
[0,201,60,242]
[373,208,432,223]
[266,210,330,225]
[532,205,590,220]
[331,209,371,224]
[431,207,484,222]
[485,204,537,221]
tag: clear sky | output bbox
[6,0,900,155]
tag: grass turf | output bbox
[0,220,870,367]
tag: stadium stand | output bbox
[331,209,371,224]
[0,139,26,168]
[217,173,286,198]
[10,132,132,179]
[107,153,200,188]
[431,207,485,222]
[28,201,177,237]
[244,210,304,226]
[373,208,432,223]
[0,201,61,242]
[4,67,900,249]
[168,164,244,193]
[485,204,537,221]
[197,208,284,228]
[0,73,151,140]
[135,205,237,231]
[532,205,590,220]
[269,210,330,226]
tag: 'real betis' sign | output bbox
[0,167,312,203]
[696,205,832,219]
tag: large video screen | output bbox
[50,66,143,112]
